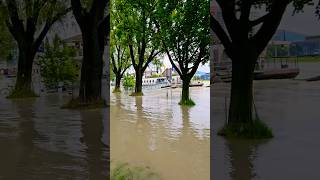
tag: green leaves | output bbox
[39,35,79,88]
[157,0,210,69]
[0,17,15,60]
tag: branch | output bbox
[5,0,25,40]
[210,15,233,51]
[33,7,72,52]
[121,64,131,77]
[251,0,290,55]
[249,13,270,27]
[111,54,118,73]
[71,0,86,26]
[129,44,137,69]
[162,40,183,78]
[216,0,239,41]
[142,49,160,72]
[189,46,205,77]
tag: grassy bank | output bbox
[298,56,320,63]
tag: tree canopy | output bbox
[156,0,209,79]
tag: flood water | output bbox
[212,63,320,179]
[0,92,109,179]
[110,87,210,180]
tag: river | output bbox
[0,90,109,179]
[212,63,320,179]
[110,87,210,180]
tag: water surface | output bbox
[0,92,109,179]
[110,87,210,180]
[212,63,320,179]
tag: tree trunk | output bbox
[228,58,256,124]
[135,69,143,94]
[114,73,121,91]
[79,28,103,103]
[14,45,35,94]
[181,77,191,103]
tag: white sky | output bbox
[162,55,210,73]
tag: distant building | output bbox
[290,35,320,56]
[272,29,306,42]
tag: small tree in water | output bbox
[114,0,162,96]
[110,2,131,93]
[156,0,209,106]
[39,35,78,91]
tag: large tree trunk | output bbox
[14,44,35,94]
[79,27,103,103]
[135,69,143,94]
[228,57,256,124]
[181,77,191,103]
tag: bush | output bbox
[123,75,135,89]
[39,35,79,89]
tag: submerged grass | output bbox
[218,119,273,139]
[179,98,196,106]
[7,88,39,99]
[111,163,162,180]
[113,88,121,93]
[129,92,144,96]
[62,98,107,109]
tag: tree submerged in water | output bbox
[0,0,70,98]
[110,1,132,93]
[114,0,162,96]
[156,0,209,106]
[67,0,109,108]
[211,0,318,138]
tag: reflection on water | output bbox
[0,94,109,180]
[111,87,210,180]
[212,63,320,180]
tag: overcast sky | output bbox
[164,2,320,73]
[267,3,320,35]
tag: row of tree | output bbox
[110,0,210,105]
[0,0,109,106]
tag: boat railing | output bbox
[256,56,299,71]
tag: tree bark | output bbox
[228,56,256,124]
[181,77,191,103]
[79,27,103,103]
[14,43,36,93]
[115,73,121,90]
[135,69,143,94]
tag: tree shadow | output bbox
[80,110,109,179]
[226,139,269,180]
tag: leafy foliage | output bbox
[156,0,209,79]
[113,0,162,72]
[0,14,15,60]
[122,74,135,90]
[39,35,78,88]
[110,0,132,81]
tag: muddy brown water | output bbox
[0,93,109,180]
[110,87,210,180]
[212,63,320,180]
